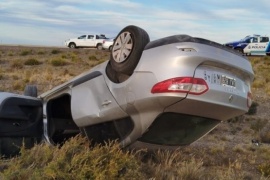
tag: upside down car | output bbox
[0,25,254,156]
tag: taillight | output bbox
[151,77,208,95]
[247,92,252,108]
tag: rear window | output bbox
[139,113,219,146]
[260,37,269,43]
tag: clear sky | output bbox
[0,0,269,46]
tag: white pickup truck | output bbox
[64,34,108,49]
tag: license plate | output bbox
[221,75,236,87]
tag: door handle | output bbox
[102,100,112,106]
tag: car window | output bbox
[138,113,219,145]
[88,35,94,39]
[245,38,251,43]
[251,37,258,43]
[78,35,86,39]
[260,37,269,43]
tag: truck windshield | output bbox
[78,35,86,39]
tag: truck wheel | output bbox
[234,47,243,54]
[97,44,103,50]
[110,25,150,75]
[109,46,113,51]
[24,85,38,97]
[267,53,270,56]
[69,43,76,48]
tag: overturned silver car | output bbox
[0,25,254,156]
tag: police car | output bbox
[225,35,270,56]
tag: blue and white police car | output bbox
[225,35,270,56]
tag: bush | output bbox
[50,58,67,66]
[51,49,61,54]
[24,58,42,65]
[20,50,31,56]
[0,136,144,179]
[89,55,98,60]
[8,52,13,56]
[37,51,45,55]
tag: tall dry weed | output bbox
[145,149,205,180]
[0,135,144,180]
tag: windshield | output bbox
[242,37,252,43]
[78,35,86,39]
[139,113,219,146]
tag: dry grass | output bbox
[0,46,270,179]
[0,136,145,179]
[0,46,109,94]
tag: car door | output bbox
[244,37,269,55]
[70,71,128,128]
[243,37,258,55]
[84,35,95,47]
[0,93,43,156]
[76,35,87,46]
[258,36,269,54]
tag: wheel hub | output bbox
[112,32,133,63]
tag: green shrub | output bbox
[20,50,31,56]
[8,51,13,56]
[89,55,98,60]
[51,49,61,54]
[68,52,78,62]
[37,51,45,55]
[50,58,67,66]
[24,58,42,65]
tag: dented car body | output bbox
[0,26,254,155]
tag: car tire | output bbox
[69,43,76,48]
[110,25,150,75]
[106,62,119,83]
[267,53,270,56]
[234,47,243,54]
[24,85,38,97]
[109,46,112,51]
[97,44,103,50]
